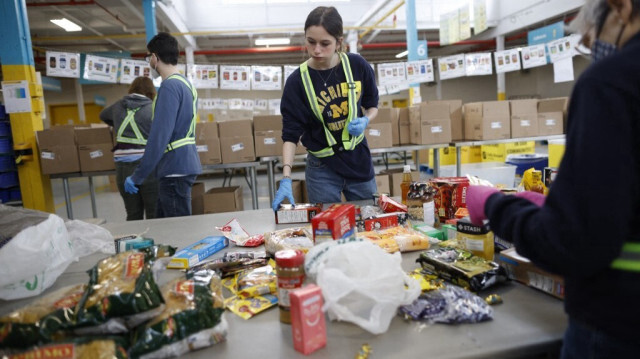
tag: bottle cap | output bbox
[403,165,410,173]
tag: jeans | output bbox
[305,154,377,203]
[115,160,158,221]
[156,175,197,218]
[561,318,640,359]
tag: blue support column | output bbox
[405,0,419,62]
[143,0,157,44]
[0,0,35,66]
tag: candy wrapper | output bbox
[357,226,430,253]
[216,218,264,247]
[223,262,279,319]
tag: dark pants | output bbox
[115,160,158,221]
[156,175,197,218]
[561,318,640,359]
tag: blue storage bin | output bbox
[0,105,6,120]
[0,172,18,188]
[506,153,549,176]
[0,121,10,136]
[0,138,11,154]
[9,188,21,202]
[0,156,14,171]
[0,190,9,203]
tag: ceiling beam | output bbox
[155,0,198,49]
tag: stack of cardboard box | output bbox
[509,99,539,138]
[195,122,222,165]
[463,101,511,140]
[191,182,244,215]
[218,119,256,164]
[366,108,395,149]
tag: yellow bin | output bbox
[548,139,565,167]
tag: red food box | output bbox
[356,212,409,232]
[275,203,323,224]
[290,284,327,355]
[428,177,470,222]
[378,194,407,213]
[311,204,356,244]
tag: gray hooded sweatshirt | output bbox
[99,93,153,150]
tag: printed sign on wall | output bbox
[377,62,406,86]
[464,53,492,76]
[547,36,574,63]
[438,54,466,80]
[220,65,251,90]
[405,59,434,83]
[189,64,219,89]
[521,45,548,69]
[83,55,119,83]
[120,59,151,84]
[46,51,81,78]
[251,66,282,90]
[494,49,521,73]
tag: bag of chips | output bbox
[129,272,227,359]
[4,336,129,359]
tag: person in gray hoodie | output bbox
[100,76,158,220]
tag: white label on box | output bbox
[430,126,443,133]
[196,145,209,153]
[463,236,484,251]
[520,120,531,127]
[231,143,245,152]
[89,150,103,159]
[277,210,308,223]
[41,151,55,160]
[368,129,381,136]
[545,119,556,126]
[264,137,276,145]
[490,122,502,129]
[189,254,199,267]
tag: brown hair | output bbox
[304,6,344,52]
[128,76,156,100]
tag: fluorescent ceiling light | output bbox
[50,18,82,32]
[395,50,408,58]
[255,38,291,46]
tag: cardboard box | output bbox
[374,108,399,146]
[276,179,303,204]
[398,108,411,145]
[510,99,539,138]
[167,236,229,269]
[275,203,322,224]
[202,186,243,213]
[75,127,115,172]
[375,174,391,194]
[37,126,80,174]
[426,100,463,140]
[191,182,205,215]
[290,285,327,355]
[195,122,221,165]
[253,115,283,157]
[537,97,567,136]
[218,119,255,163]
[497,248,565,299]
[311,204,356,243]
[463,101,510,140]
[383,169,419,197]
[365,122,393,149]
[410,102,452,145]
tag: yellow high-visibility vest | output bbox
[151,74,198,153]
[116,107,147,145]
[611,241,640,272]
[300,52,363,158]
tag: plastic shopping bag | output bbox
[305,239,421,334]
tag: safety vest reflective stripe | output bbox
[116,107,147,145]
[611,242,640,272]
[153,74,198,153]
[300,52,363,158]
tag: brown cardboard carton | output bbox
[36,126,80,175]
[191,182,205,215]
[497,248,565,299]
[410,103,452,145]
[218,119,255,163]
[373,108,399,146]
[253,115,283,157]
[537,97,567,136]
[510,99,539,138]
[379,168,420,197]
[196,122,219,140]
[375,174,391,194]
[253,115,282,131]
[218,119,253,137]
[276,179,304,204]
[202,186,243,213]
[365,123,393,149]
[463,101,510,140]
[398,108,411,145]
[75,127,114,172]
[408,105,421,144]
[195,122,221,165]
[426,100,463,140]
[295,142,307,155]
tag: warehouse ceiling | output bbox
[26,0,580,71]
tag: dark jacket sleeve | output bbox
[485,72,637,279]
[99,101,119,127]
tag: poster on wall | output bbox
[405,59,434,83]
[251,65,282,90]
[212,98,228,109]
[547,36,574,63]
[283,65,297,84]
[464,53,492,76]
[377,62,406,86]
[120,59,151,84]
[228,98,243,110]
[473,0,488,34]
[438,54,466,80]
[83,54,119,83]
[220,65,251,90]
[46,51,81,78]
[198,98,214,110]
[459,5,471,40]
[189,64,219,89]
[494,49,521,73]
[268,99,281,115]
[1,81,31,113]
[254,99,268,111]
[521,44,547,69]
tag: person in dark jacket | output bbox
[124,32,202,218]
[467,0,640,358]
[271,6,379,210]
[100,76,158,220]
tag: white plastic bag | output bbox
[305,240,421,334]
[66,219,115,258]
[0,213,73,300]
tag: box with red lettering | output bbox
[311,204,356,244]
[290,284,327,355]
[428,177,469,222]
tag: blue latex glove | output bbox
[272,178,294,211]
[466,185,501,225]
[347,116,369,136]
[124,176,139,194]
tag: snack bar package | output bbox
[129,273,228,359]
[0,283,86,349]
[74,251,164,334]
[264,227,314,255]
